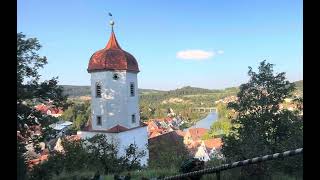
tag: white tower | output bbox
[77,18,149,166]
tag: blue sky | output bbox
[17,0,302,90]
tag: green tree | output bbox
[17,32,68,179]
[148,132,191,169]
[61,138,89,172]
[60,100,91,130]
[221,60,303,178]
[29,134,146,178]
[121,143,147,171]
[86,134,121,174]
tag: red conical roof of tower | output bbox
[88,29,139,73]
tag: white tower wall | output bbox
[90,70,140,130]
[77,126,149,166]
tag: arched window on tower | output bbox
[130,82,135,97]
[96,116,102,126]
[131,114,136,123]
[96,83,101,98]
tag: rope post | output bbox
[216,171,221,180]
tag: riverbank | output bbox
[185,111,218,131]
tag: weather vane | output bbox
[108,12,114,31]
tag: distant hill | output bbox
[60,80,302,97]
[294,80,303,91]
[139,89,166,95]
[60,85,166,97]
[60,85,91,97]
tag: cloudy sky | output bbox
[17,0,302,90]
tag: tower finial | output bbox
[108,12,114,32]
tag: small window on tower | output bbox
[96,83,101,98]
[113,73,119,80]
[131,114,136,123]
[97,116,102,126]
[130,83,135,97]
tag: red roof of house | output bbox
[188,128,208,141]
[87,30,139,73]
[35,104,63,115]
[35,104,49,114]
[147,121,159,130]
[204,138,223,149]
[40,149,49,156]
[66,135,81,141]
[105,125,129,133]
[50,107,63,114]
[28,154,49,168]
[149,131,161,138]
[176,130,186,137]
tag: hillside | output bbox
[60,85,166,97]
[61,85,91,97]
[60,80,302,98]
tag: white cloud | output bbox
[176,49,223,60]
[217,50,224,54]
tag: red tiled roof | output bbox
[149,131,161,138]
[35,104,63,115]
[147,121,159,130]
[28,154,49,168]
[188,128,208,141]
[66,135,81,141]
[40,149,49,156]
[35,104,49,114]
[149,130,184,141]
[88,30,139,73]
[50,107,63,114]
[105,125,129,133]
[176,130,186,137]
[204,138,223,149]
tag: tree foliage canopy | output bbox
[221,60,303,177]
[17,32,68,140]
[17,32,68,179]
[28,134,146,179]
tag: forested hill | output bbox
[60,85,166,97]
[61,85,91,97]
[60,85,237,97]
[60,80,302,97]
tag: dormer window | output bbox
[96,83,101,98]
[130,83,135,97]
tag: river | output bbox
[185,110,218,130]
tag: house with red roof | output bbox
[34,104,63,117]
[193,138,223,161]
[146,117,184,139]
[184,128,208,148]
